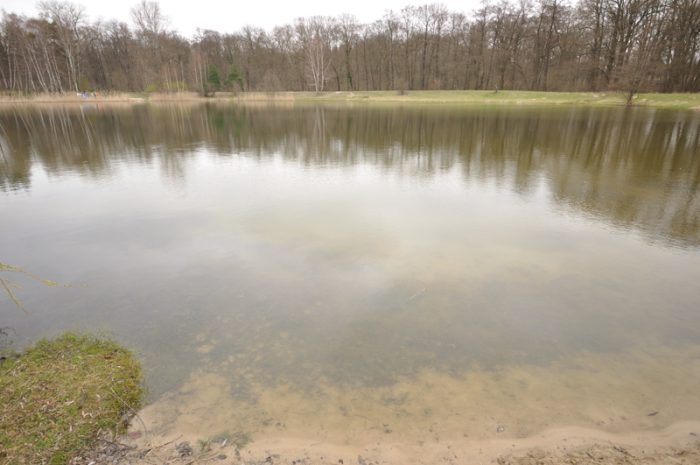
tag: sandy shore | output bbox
[75,421,700,465]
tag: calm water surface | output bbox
[1,103,699,442]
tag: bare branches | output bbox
[37,1,86,91]
[296,17,335,92]
[0,0,697,93]
[130,1,167,38]
[0,262,60,313]
[0,276,26,314]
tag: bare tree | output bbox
[336,14,359,90]
[297,17,333,92]
[130,1,167,38]
[38,1,85,91]
[1,0,698,94]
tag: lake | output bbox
[1,103,699,445]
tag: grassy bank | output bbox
[0,333,143,465]
[236,90,700,109]
[1,90,700,109]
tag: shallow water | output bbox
[1,103,699,443]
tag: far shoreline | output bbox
[1,90,700,110]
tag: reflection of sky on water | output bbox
[0,104,699,400]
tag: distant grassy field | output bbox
[237,90,700,109]
[2,90,699,109]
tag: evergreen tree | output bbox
[207,64,221,92]
[225,63,244,91]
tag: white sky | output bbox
[2,0,483,38]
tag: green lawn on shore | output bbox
[235,90,700,109]
[1,89,699,109]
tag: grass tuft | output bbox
[0,332,143,464]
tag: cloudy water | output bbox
[1,103,699,444]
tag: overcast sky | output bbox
[2,0,483,37]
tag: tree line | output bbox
[1,0,699,95]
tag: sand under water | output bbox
[78,343,700,464]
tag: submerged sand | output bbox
[75,343,700,464]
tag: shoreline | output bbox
[1,90,700,109]
[5,336,698,465]
[5,331,699,464]
[81,421,700,464]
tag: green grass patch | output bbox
[235,90,700,109]
[0,333,143,465]
[4,90,699,109]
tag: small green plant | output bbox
[230,431,252,449]
[197,438,209,452]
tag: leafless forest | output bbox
[1,0,699,94]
